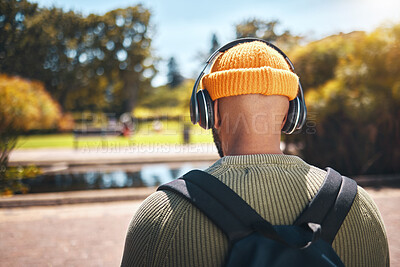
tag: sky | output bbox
[32,0,400,86]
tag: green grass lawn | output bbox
[16,123,213,149]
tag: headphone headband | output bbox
[190,37,307,133]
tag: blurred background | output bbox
[0,0,399,266]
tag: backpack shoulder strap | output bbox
[157,170,278,242]
[157,171,251,242]
[294,168,343,225]
[294,167,358,244]
[321,175,357,243]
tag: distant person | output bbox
[152,119,163,133]
[121,40,389,266]
[119,113,134,137]
[121,123,131,137]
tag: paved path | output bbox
[0,187,156,208]
[0,187,399,267]
[9,145,220,167]
[0,201,140,267]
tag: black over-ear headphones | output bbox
[190,37,307,134]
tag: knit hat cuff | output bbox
[202,66,299,101]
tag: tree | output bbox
[235,18,302,51]
[196,33,221,64]
[287,28,400,175]
[210,33,220,54]
[0,0,38,65]
[0,1,156,115]
[289,32,364,92]
[236,19,279,41]
[0,75,61,132]
[167,56,184,88]
[0,74,60,194]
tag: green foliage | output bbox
[136,79,194,117]
[0,0,156,114]
[289,27,400,175]
[290,32,365,91]
[0,165,40,196]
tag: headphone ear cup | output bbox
[196,90,214,130]
[282,97,300,134]
[190,91,198,125]
[297,97,306,130]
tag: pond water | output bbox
[22,162,212,193]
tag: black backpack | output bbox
[158,168,357,267]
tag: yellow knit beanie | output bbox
[201,41,299,101]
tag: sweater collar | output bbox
[215,154,307,166]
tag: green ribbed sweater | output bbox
[121,154,389,266]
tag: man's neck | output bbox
[215,95,289,156]
[221,132,283,156]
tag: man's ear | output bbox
[213,99,221,129]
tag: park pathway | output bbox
[9,145,220,167]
